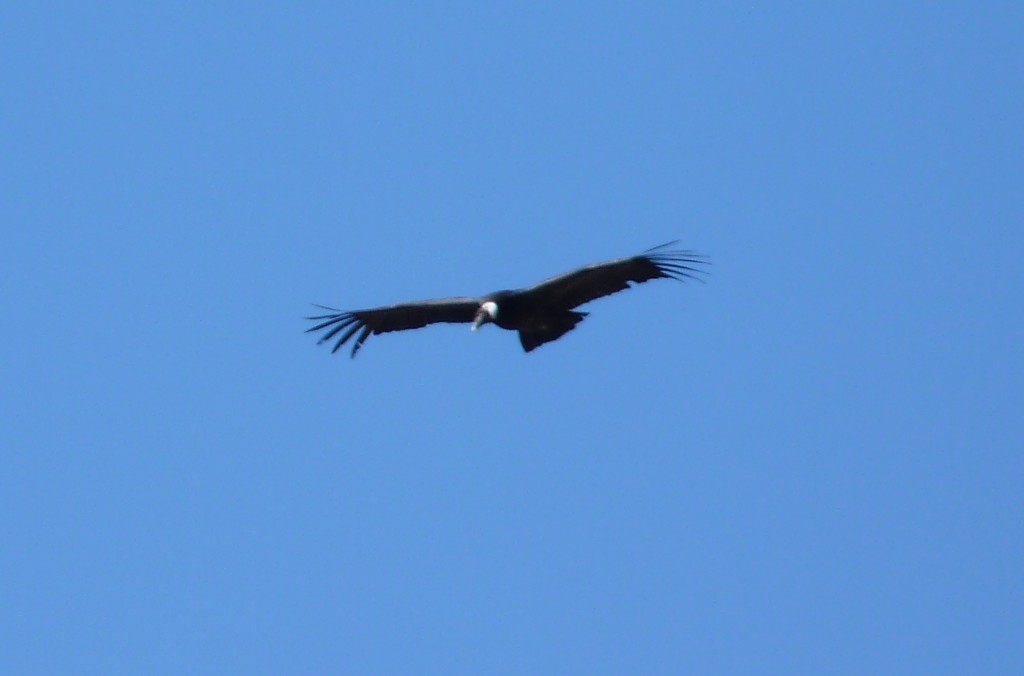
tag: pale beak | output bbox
[471,311,487,332]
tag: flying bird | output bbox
[307,241,708,357]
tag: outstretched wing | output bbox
[521,241,708,310]
[306,297,481,358]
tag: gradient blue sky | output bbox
[3,3,1022,673]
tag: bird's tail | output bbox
[518,311,588,352]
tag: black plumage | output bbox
[307,242,707,357]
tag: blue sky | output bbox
[3,3,1022,673]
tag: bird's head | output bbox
[471,301,498,331]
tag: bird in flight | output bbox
[307,241,708,357]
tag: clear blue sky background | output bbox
[3,3,1022,673]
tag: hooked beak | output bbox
[471,313,485,331]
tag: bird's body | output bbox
[307,242,707,357]
[476,290,589,352]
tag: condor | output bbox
[307,241,708,357]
